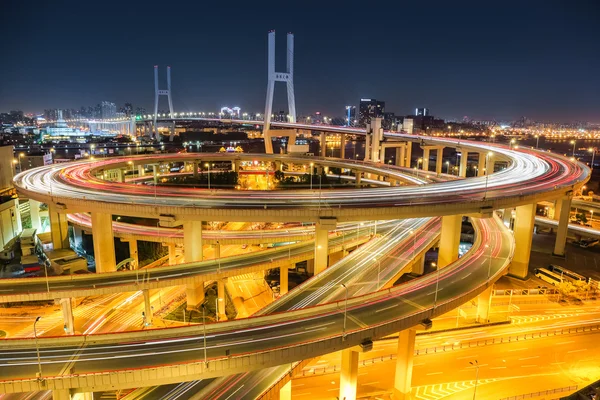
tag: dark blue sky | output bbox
[1,0,599,121]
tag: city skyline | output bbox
[1,0,599,122]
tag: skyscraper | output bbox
[345,106,356,126]
[101,101,117,120]
[359,99,385,127]
[415,108,429,117]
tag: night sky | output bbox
[1,0,599,122]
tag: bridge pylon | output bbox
[153,65,174,140]
[263,30,296,154]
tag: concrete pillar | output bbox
[74,393,93,400]
[379,144,386,165]
[29,200,41,231]
[168,243,177,265]
[306,259,314,276]
[91,212,116,273]
[435,147,444,175]
[152,164,158,184]
[355,171,362,188]
[509,203,535,279]
[478,153,486,177]
[340,134,346,159]
[395,146,405,167]
[437,215,462,268]
[116,169,124,183]
[49,204,69,250]
[459,150,468,177]
[328,250,344,266]
[183,220,203,262]
[503,208,514,228]
[128,240,138,268]
[280,264,289,296]
[412,254,425,275]
[143,289,153,325]
[280,380,292,400]
[53,389,71,400]
[404,142,412,168]
[217,279,226,318]
[320,132,326,157]
[214,241,221,259]
[193,162,199,179]
[339,348,359,400]
[553,196,572,257]
[393,328,416,400]
[364,134,371,162]
[476,286,493,323]
[138,164,145,177]
[422,148,430,171]
[186,282,205,309]
[60,298,74,335]
[315,218,336,274]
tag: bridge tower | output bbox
[153,65,174,140]
[263,30,297,154]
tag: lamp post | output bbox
[470,360,480,399]
[34,316,43,381]
[446,161,450,175]
[484,151,493,200]
[433,262,440,308]
[341,283,348,340]
[589,147,596,171]
[205,163,211,189]
[571,140,576,157]
[310,162,314,190]
[18,152,24,172]
[534,135,540,149]
[485,244,492,278]
[202,304,208,366]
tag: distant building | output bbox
[345,106,356,126]
[415,108,429,117]
[382,112,400,131]
[101,101,117,120]
[359,99,385,127]
[403,118,414,134]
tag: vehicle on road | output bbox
[534,267,564,286]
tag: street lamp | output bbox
[509,138,516,149]
[485,244,492,278]
[484,151,493,200]
[534,134,540,149]
[433,262,440,308]
[18,152,24,172]
[589,147,596,171]
[571,140,576,157]
[470,360,480,399]
[201,304,208,366]
[445,161,450,175]
[341,283,348,340]
[34,316,43,381]
[205,163,211,189]
[310,162,314,190]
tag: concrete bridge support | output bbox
[29,200,41,231]
[183,221,203,262]
[393,328,416,400]
[339,348,359,400]
[280,380,292,400]
[340,134,346,159]
[168,243,177,266]
[128,240,138,268]
[143,289,153,325]
[395,146,406,167]
[315,218,337,274]
[320,132,327,157]
[412,254,425,275]
[435,147,444,175]
[422,148,431,172]
[152,164,159,184]
[60,298,74,335]
[49,204,69,250]
[214,241,221,259]
[280,264,289,296]
[355,171,362,188]
[553,196,572,257]
[186,282,205,309]
[437,215,462,268]
[138,165,145,177]
[53,389,71,400]
[478,153,487,177]
[91,212,116,273]
[509,203,536,279]
[459,150,469,177]
[476,286,493,323]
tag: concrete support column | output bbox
[186,282,205,309]
[395,146,405,167]
[128,240,138,268]
[553,196,572,257]
[435,147,444,175]
[280,264,289,296]
[138,164,145,177]
[503,208,514,229]
[393,328,416,400]
[340,134,346,159]
[214,241,221,259]
[49,204,69,250]
[339,348,359,400]
[306,259,314,276]
[510,203,536,279]
[152,164,158,184]
[404,143,412,168]
[91,212,116,273]
[320,132,326,157]
[476,286,493,323]
[280,380,292,400]
[355,171,362,188]
[193,162,199,179]
[459,150,468,177]
[217,279,226,319]
[328,250,344,266]
[437,215,462,268]
[168,243,177,265]
[53,390,71,400]
[412,254,425,275]
[143,289,153,325]
[60,298,74,335]
[29,200,41,231]
[478,153,486,177]
[183,220,203,262]
[116,169,124,183]
[315,218,336,274]
[422,148,430,171]
[364,134,371,162]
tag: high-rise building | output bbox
[359,99,385,127]
[345,106,356,126]
[415,108,429,116]
[101,101,117,120]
